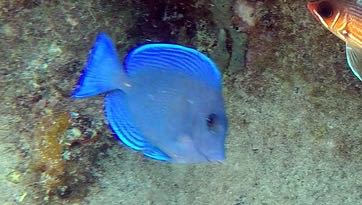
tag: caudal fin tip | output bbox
[70,70,89,99]
[70,85,99,99]
[70,87,85,99]
[96,32,109,39]
[94,32,113,46]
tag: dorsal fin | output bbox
[123,44,222,88]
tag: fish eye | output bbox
[206,113,218,133]
[317,1,334,18]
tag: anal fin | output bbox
[143,146,171,161]
[105,90,170,161]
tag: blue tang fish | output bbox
[72,33,228,163]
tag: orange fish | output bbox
[307,0,362,81]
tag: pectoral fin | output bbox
[346,44,362,81]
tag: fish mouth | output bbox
[307,1,319,18]
[307,2,315,10]
[196,147,225,164]
[195,147,213,163]
[201,154,224,164]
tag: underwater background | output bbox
[0,0,361,204]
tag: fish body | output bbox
[72,33,228,163]
[307,0,362,81]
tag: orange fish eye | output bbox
[316,1,334,19]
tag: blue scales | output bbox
[72,33,228,163]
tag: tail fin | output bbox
[72,33,124,98]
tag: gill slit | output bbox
[330,11,340,29]
[335,12,348,32]
[334,12,349,42]
[344,14,362,47]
